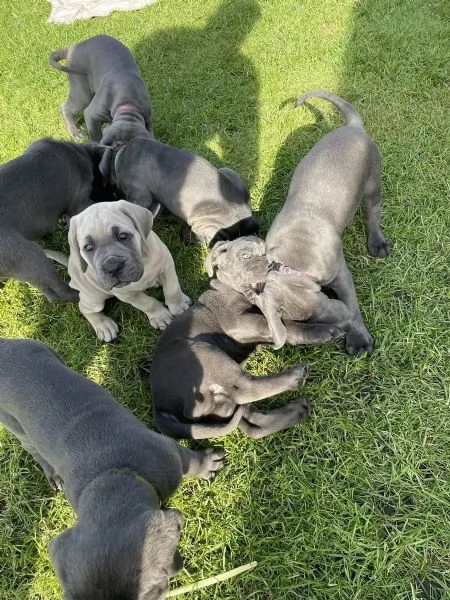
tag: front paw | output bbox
[167,293,192,316]
[368,234,390,258]
[345,329,374,355]
[93,316,119,342]
[42,465,64,491]
[326,325,346,343]
[198,447,226,480]
[49,474,64,492]
[148,307,174,330]
[71,128,86,141]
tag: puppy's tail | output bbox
[296,90,364,129]
[49,48,86,76]
[44,249,69,268]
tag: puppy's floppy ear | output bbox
[205,241,231,277]
[259,288,287,350]
[98,146,115,182]
[140,509,183,594]
[116,199,153,240]
[68,215,88,273]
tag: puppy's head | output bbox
[101,113,152,147]
[205,236,268,298]
[49,508,183,600]
[68,200,153,290]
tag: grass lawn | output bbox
[1,0,449,598]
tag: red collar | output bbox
[270,262,319,283]
[112,103,142,117]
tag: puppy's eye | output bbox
[241,253,251,259]
[118,232,129,240]
[84,243,94,252]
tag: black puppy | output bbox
[0,138,113,301]
[0,338,225,599]
[151,237,343,439]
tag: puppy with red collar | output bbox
[50,34,152,145]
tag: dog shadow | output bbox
[133,0,261,190]
[256,102,336,236]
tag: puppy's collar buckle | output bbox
[270,262,319,283]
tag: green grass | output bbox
[1,0,449,598]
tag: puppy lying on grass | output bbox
[67,200,191,341]
[0,338,225,600]
[150,236,343,439]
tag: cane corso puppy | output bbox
[98,136,259,246]
[151,237,343,439]
[0,138,113,302]
[250,91,389,354]
[67,200,191,341]
[0,338,224,599]
[50,34,152,144]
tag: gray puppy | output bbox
[99,136,259,246]
[151,236,343,439]
[252,91,389,354]
[0,138,113,302]
[50,34,152,145]
[0,338,225,599]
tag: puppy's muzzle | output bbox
[99,255,144,290]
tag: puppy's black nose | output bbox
[103,256,125,276]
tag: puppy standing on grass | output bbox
[254,91,389,355]
[68,200,191,341]
[0,338,225,599]
[49,34,153,145]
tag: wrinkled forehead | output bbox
[229,236,265,254]
[77,207,132,242]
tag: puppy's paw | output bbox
[167,293,192,316]
[72,128,86,141]
[286,397,310,419]
[368,235,390,258]
[345,330,374,355]
[94,317,119,342]
[148,307,174,330]
[288,363,309,388]
[198,447,226,480]
[49,474,64,492]
[42,465,64,491]
[326,325,346,343]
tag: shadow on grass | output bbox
[228,1,450,599]
[256,104,333,235]
[133,0,261,188]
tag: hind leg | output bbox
[62,76,92,139]
[0,409,62,490]
[363,142,389,257]
[84,95,108,142]
[1,238,78,302]
[238,398,310,439]
[233,363,308,405]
